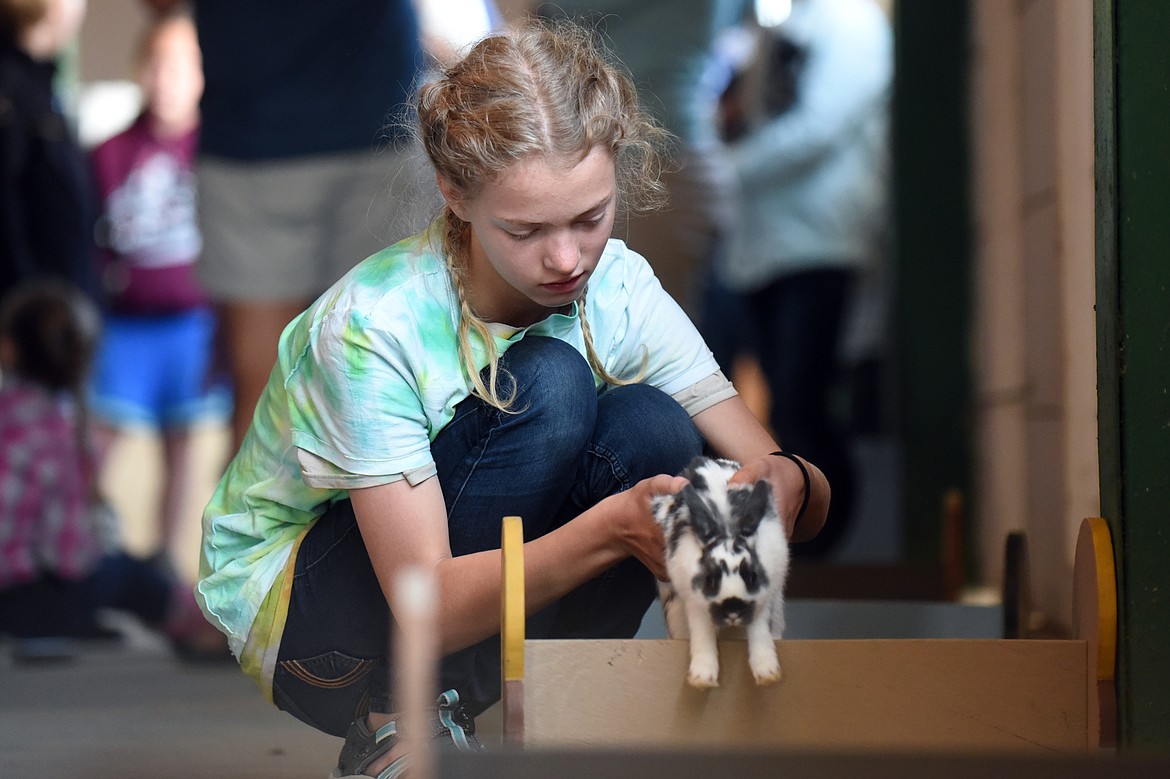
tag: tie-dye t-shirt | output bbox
[195,222,724,676]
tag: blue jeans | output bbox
[272,337,703,736]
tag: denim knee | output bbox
[594,383,703,480]
[499,336,597,460]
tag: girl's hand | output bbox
[729,454,808,539]
[601,474,689,581]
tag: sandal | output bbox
[330,689,482,779]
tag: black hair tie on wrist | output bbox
[769,451,810,526]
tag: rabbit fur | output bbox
[653,456,789,687]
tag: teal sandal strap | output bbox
[437,689,475,751]
[333,719,400,778]
[372,720,398,743]
[374,754,409,779]
[335,689,480,779]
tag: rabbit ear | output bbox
[680,455,713,482]
[732,480,773,537]
[681,484,721,544]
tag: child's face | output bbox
[444,147,617,327]
[140,18,203,133]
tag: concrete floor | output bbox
[0,615,506,778]
[0,633,340,778]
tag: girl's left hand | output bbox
[729,454,807,539]
[600,473,688,581]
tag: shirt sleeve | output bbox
[671,370,738,416]
[297,448,437,489]
[285,304,437,481]
[591,241,723,396]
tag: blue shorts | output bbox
[90,308,231,429]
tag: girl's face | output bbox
[442,146,617,327]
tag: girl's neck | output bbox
[462,238,546,329]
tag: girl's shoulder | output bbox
[308,230,455,337]
[589,237,658,303]
[594,236,645,279]
[354,232,450,304]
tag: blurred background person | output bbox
[142,0,434,452]
[0,280,227,662]
[416,0,503,67]
[718,0,893,557]
[0,0,98,304]
[88,8,228,574]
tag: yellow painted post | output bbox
[501,516,525,745]
[1073,516,1118,748]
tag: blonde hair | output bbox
[415,19,668,410]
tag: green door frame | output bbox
[1095,0,1170,752]
[892,0,973,566]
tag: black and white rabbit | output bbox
[653,456,789,688]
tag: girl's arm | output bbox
[349,471,686,656]
[691,395,831,542]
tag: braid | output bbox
[451,262,518,411]
[578,285,646,388]
[440,210,518,412]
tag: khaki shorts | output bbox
[196,145,440,302]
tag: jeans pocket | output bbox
[272,651,376,737]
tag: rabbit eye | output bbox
[702,569,722,596]
[739,562,760,592]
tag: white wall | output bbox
[969,0,1098,632]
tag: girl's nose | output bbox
[544,231,579,273]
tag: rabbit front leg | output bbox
[659,583,690,640]
[746,613,782,685]
[684,598,721,687]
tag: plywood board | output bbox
[524,639,1088,753]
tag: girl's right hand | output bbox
[603,474,688,581]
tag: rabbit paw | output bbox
[750,649,782,685]
[687,651,720,688]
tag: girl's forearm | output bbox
[430,505,625,654]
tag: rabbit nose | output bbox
[712,597,752,626]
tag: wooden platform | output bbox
[522,638,1089,752]
[498,516,1119,753]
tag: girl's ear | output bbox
[436,175,469,221]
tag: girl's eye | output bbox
[507,231,535,242]
[578,216,605,229]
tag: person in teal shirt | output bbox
[196,19,830,779]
